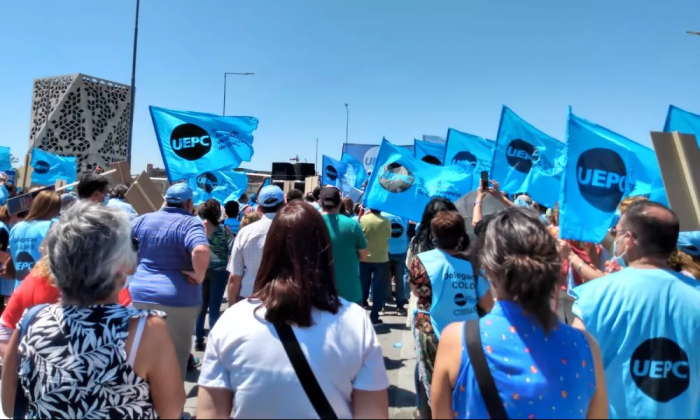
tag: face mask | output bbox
[611,235,628,268]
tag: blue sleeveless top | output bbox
[453,301,596,419]
[416,249,490,340]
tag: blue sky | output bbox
[1,0,699,172]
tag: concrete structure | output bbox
[28,74,132,174]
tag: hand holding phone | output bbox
[480,171,489,190]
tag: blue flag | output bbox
[341,153,368,188]
[664,105,700,147]
[491,106,561,195]
[322,155,351,187]
[414,140,445,165]
[520,151,566,209]
[0,147,11,172]
[363,139,473,221]
[186,170,248,205]
[30,149,77,186]
[150,106,259,182]
[560,110,664,242]
[444,129,496,191]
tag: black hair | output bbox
[312,187,321,201]
[481,207,560,332]
[287,189,304,202]
[110,184,129,200]
[239,193,248,202]
[224,200,240,218]
[304,193,316,203]
[166,201,185,209]
[199,199,222,226]
[76,174,110,199]
[411,197,458,255]
[623,200,680,259]
[259,202,285,214]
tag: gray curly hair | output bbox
[45,200,136,305]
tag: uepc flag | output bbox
[322,155,351,187]
[491,106,561,195]
[150,106,258,182]
[186,170,248,205]
[363,139,473,221]
[444,129,496,191]
[520,151,565,209]
[30,149,77,186]
[560,111,661,242]
[0,147,11,172]
[341,153,368,188]
[664,105,700,147]
[414,140,445,165]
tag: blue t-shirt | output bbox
[130,207,209,307]
[381,212,409,255]
[453,301,596,419]
[223,218,240,236]
[7,220,53,296]
[572,268,700,419]
[107,198,138,220]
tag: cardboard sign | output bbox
[109,161,132,186]
[125,171,165,215]
[650,131,700,231]
[55,179,67,190]
[6,185,56,215]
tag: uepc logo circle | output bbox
[630,338,690,403]
[451,151,478,170]
[33,160,50,174]
[453,293,467,307]
[325,165,338,181]
[576,148,627,213]
[378,162,415,193]
[171,124,212,161]
[196,172,218,193]
[14,251,36,281]
[391,223,404,239]
[506,139,535,173]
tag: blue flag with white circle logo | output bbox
[340,153,368,189]
[150,106,258,182]
[30,148,77,186]
[491,106,561,196]
[186,170,248,206]
[0,147,11,172]
[414,140,446,165]
[443,129,496,192]
[363,139,473,221]
[519,142,566,209]
[560,110,664,242]
[322,155,351,187]
[664,105,700,147]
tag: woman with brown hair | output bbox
[197,201,390,419]
[431,207,608,420]
[5,190,61,297]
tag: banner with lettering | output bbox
[414,140,446,165]
[30,149,77,186]
[341,143,414,173]
[363,139,473,221]
[491,106,561,195]
[150,106,258,182]
[560,110,663,242]
[443,129,496,191]
[186,170,248,205]
[664,105,700,147]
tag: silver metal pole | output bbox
[127,0,140,167]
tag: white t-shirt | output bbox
[198,298,390,419]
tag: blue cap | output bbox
[165,183,193,204]
[677,231,700,257]
[258,185,284,208]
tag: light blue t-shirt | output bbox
[107,198,138,220]
[572,268,700,419]
[381,212,409,255]
[7,220,53,295]
[224,218,240,236]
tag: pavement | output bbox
[184,304,417,419]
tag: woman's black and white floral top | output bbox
[17,304,164,419]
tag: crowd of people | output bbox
[0,170,697,419]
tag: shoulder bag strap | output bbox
[465,320,509,420]
[14,303,49,419]
[274,323,338,420]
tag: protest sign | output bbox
[6,185,56,215]
[125,172,165,215]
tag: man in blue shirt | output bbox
[130,183,210,379]
[381,212,410,315]
[572,201,700,419]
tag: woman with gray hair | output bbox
[1,201,185,419]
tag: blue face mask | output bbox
[611,235,628,268]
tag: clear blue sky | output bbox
[1,0,699,172]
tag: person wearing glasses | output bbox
[571,200,700,419]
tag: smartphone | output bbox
[480,171,489,190]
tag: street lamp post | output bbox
[223,72,254,116]
[345,103,349,145]
[127,0,141,167]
